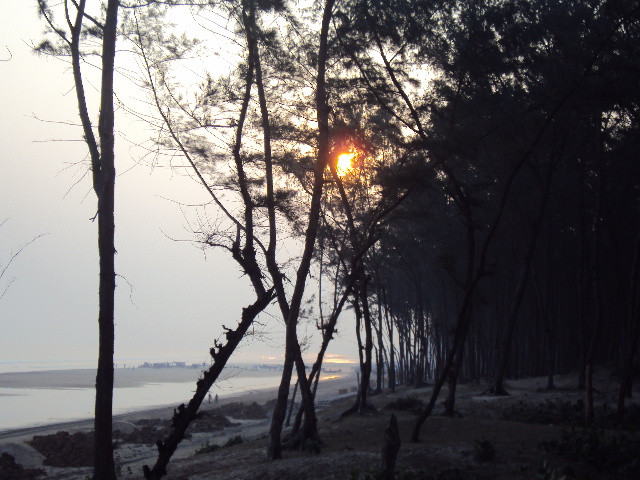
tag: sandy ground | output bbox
[0,368,359,479]
[2,366,638,480]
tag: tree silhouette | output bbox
[35,1,120,478]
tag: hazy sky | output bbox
[0,3,357,367]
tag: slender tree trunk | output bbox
[286,277,355,444]
[71,2,119,478]
[387,309,396,392]
[285,379,299,427]
[412,303,474,441]
[143,292,274,479]
[358,278,375,410]
[342,275,377,416]
[585,118,605,426]
[375,299,384,393]
[491,166,553,395]
[616,234,640,424]
[267,0,335,458]
[397,322,405,385]
[94,146,116,480]
[533,264,555,390]
[443,339,464,417]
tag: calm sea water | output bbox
[0,361,286,431]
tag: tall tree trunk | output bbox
[342,275,377,415]
[285,277,354,447]
[585,118,605,426]
[267,0,335,458]
[412,303,474,441]
[533,263,555,390]
[375,293,385,393]
[386,307,396,392]
[616,234,640,424]
[443,337,465,416]
[285,379,299,427]
[67,1,120,478]
[491,165,553,395]
[360,278,375,408]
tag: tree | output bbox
[36,1,119,478]
[334,0,640,435]
[127,0,348,469]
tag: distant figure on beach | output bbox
[208,393,212,404]
[215,394,219,404]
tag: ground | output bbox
[2,369,640,479]
[162,373,640,480]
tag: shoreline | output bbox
[0,373,357,443]
[0,365,289,390]
[0,366,343,431]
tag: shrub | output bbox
[539,427,640,475]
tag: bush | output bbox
[383,396,424,414]
[195,434,244,455]
[503,399,640,431]
[195,441,220,455]
[473,438,495,462]
[223,435,244,447]
[539,427,640,475]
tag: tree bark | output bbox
[285,379,299,427]
[342,275,377,416]
[585,118,605,426]
[67,1,120,478]
[443,337,465,416]
[267,0,335,459]
[490,165,553,395]
[143,291,274,479]
[616,234,640,424]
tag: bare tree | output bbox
[36,1,119,478]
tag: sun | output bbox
[336,151,357,177]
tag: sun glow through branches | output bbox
[336,151,357,177]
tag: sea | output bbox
[0,360,293,431]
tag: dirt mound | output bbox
[190,411,240,432]
[114,412,238,445]
[213,401,268,420]
[383,395,424,413]
[0,453,44,480]
[27,431,93,467]
[116,423,173,445]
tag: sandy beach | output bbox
[1,367,638,480]
[0,365,321,431]
[0,365,359,479]
[0,364,290,390]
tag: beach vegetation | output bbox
[195,441,220,455]
[224,435,244,447]
[195,435,244,455]
[539,427,640,475]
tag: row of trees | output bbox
[36,0,639,479]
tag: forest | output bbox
[33,0,640,479]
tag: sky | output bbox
[0,3,357,368]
